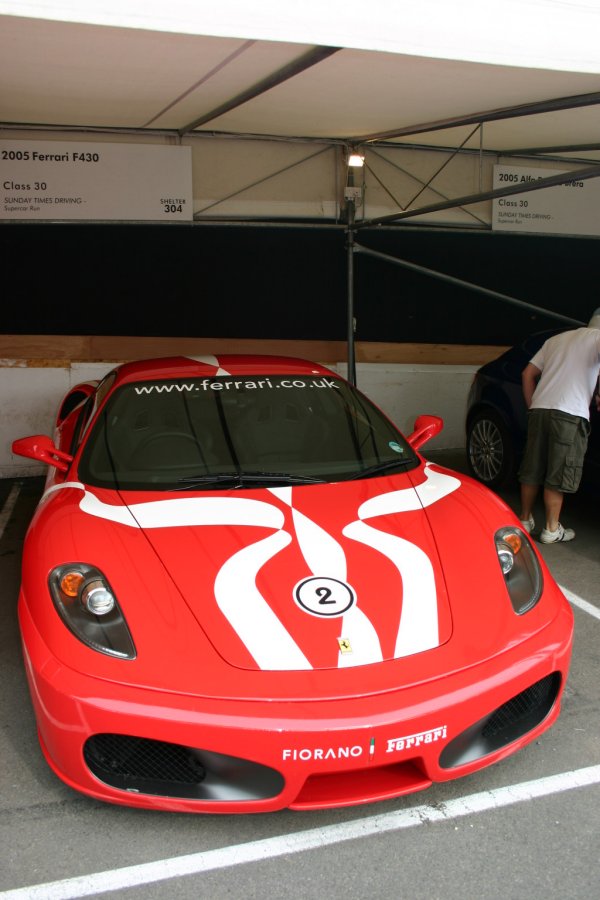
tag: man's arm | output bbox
[522,362,541,409]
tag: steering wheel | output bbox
[129,431,202,469]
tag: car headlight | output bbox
[48,563,136,659]
[495,527,543,615]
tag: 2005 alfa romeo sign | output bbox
[492,164,600,237]
[1,140,193,221]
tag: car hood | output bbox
[76,463,459,672]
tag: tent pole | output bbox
[346,199,357,386]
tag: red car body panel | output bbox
[13,355,574,813]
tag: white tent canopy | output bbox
[2,0,600,156]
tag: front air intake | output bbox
[84,733,284,801]
[439,672,561,769]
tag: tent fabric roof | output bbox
[2,1,600,160]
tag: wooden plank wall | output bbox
[0,336,508,366]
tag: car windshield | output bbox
[78,373,419,490]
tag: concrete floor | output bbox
[1,457,599,900]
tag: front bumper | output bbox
[19,594,573,814]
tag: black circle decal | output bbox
[294,576,356,617]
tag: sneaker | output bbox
[539,523,575,543]
[519,516,535,533]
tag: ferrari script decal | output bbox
[386,726,447,753]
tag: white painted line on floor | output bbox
[560,585,600,621]
[2,764,600,900]
[0,483,21,540]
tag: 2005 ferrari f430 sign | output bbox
[12,354,573,813]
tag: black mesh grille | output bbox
[482,673,557,739]
[85,733,206,786]
[440,672,562,769]
[83,733,285,801]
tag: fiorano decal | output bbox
[282,745,364,762]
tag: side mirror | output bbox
[407,414,443,450]
[12,435,73,473]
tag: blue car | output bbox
[465,330,600,490]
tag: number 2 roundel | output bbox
[294,576,356,618]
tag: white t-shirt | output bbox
[530,327,600,419]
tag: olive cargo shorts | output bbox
[518,408,590,493]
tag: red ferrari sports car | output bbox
[12,354,573,813]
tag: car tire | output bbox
[466,409,515,489]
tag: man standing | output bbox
[518,308,600,543]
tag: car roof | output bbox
[478,328,566,375]
[110,355,336,386]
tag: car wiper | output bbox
[347,458,413,480]
[171,471,326,490]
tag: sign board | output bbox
[1,140,193,221]
[492,164,600,237]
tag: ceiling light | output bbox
[347,151,364,167]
